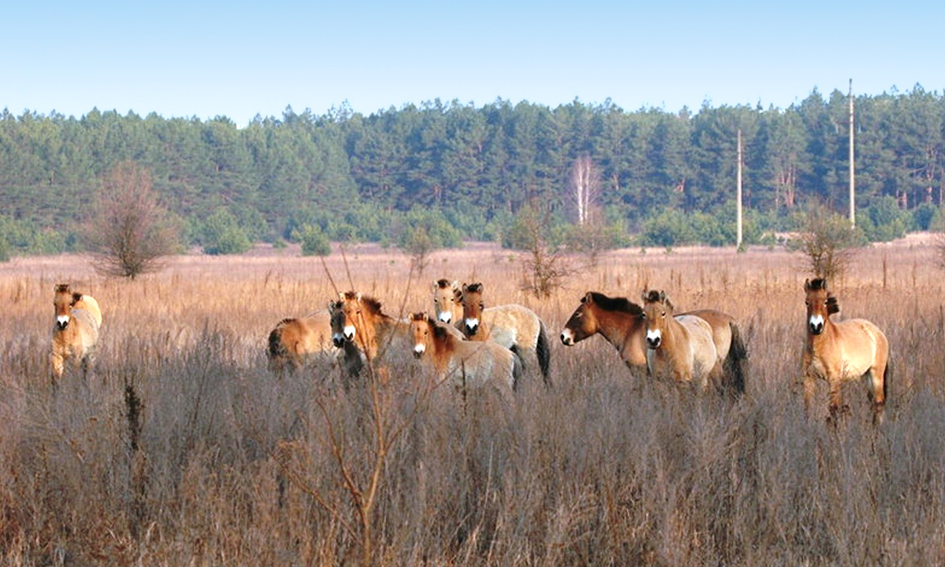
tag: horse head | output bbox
[432,279,461,323]
[461,282,485,336]
[53,284,73,330]
[642,288,674,349]
[328,300,347,348]
[803,278,835,335]
[561,292,602,346]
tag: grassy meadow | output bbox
[2,239,945,566]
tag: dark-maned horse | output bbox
[560,291,648,369]
[449,281,551,386]
[51,284,101,380]
[803,278,889,425]
[562,290,747,396]
[642,289,720,390]
[408,312,521,398]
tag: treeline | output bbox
[1,84,943,257]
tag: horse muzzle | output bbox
[413,344,426,359]
[437,312,452,324]
[464,318,479,336]
[56,315,70,330]
[645,329,662,349]
[560,329,575,346]
[343,325,356,341]
[332,334,346,348]
[808,315,825,335]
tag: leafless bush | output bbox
[85,160,179,278]
[792,205,865,279]
[509,204,574,298]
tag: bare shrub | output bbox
[508,204,573,298]
[85,160,179,278]
[792,205,865,279]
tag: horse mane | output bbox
[435,279,452,289]
[643,290,662,303]
[429,318,450,341]
[55,283,71,294]
[826,295,840,315]
[587,292,644,315]
[807,278,828,291]
[464,282,483,294]
[343,291,384,316]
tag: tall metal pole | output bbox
[737,129,743,247]
[849,78,855,227]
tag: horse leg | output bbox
[868,366,887,426]
[826,379,848,426]
[50,352,64,382]
[802,374,816,418]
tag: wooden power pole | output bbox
[737,129,743,247]
[849,78,855,227]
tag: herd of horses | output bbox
[49,276,890,424]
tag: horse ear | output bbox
[640,289,648,302]
[461,283,468,293]
[821,279,828,291]
[356,292,362,301]
[665,297,675,311]
[803,279,811,292]
[431,281,438,292]
[338,291,346,300]
[659,291,666,303]
[451,280,459,290]
[584,292,594,304]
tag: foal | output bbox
[642,289,720,390]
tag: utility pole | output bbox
[849,78,855,227]
[737,129,743,247]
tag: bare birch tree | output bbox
[568,154,601,226]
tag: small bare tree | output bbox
[509,204,572,298]
[568,154,601,226]
[792,205,863,280]
[86,161,178,278]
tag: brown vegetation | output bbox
[2,240,945,565]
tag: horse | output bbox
[802,278,889,425]
[328,298,366,378]
[561,291,747,395]
[560,291,648,369]
[266,308,335,375]
[438,281,551,386]
[51,284,101,380]
[641,289,721,391]
[408,312,522,398]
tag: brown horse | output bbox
[408,312,521,396]
[802,278,889,425]
[51,284,101,380]
[562,290,747,395]
[560,291,648,369]
[449,281,551,386]
[642,289,720,390]
[266,308,335,375]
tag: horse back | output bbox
[484,304,541,348]
[835,317,889,371]
[684,309,734,361]
[675,315,719,378]
[69,308,100,352]
[73,294,103,328]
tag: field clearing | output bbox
[2,238,945,566]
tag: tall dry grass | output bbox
[2,241,945,566]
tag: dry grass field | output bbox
[2,238,945,566]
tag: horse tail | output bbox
[536,318,552,387]
[510,346,524,392]
[723,321,748,397]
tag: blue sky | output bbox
[4,1,943,125]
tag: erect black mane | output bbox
[807,278,828,291]
[826,295,840,315]
[464,282,483,294]
[343,291,384,315]
[586,292,643,315]
[643,290,663,303]
[435,279,453,289]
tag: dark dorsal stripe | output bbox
[588,292,644,315]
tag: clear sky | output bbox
[4,1,943,125]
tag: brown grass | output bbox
[2,240,945,566]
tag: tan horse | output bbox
[560,291,648,369]
[642,289,720,390]
[443,281,551,386]
[803,278,889,425]
[338,290,467,367]
[266,309,334,375]
[51,284,101,380]
[408,313,521,396]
